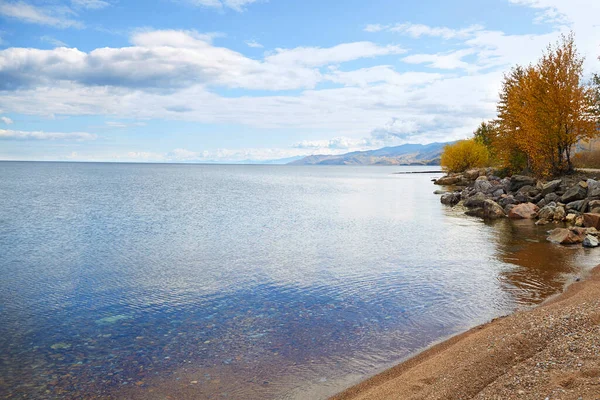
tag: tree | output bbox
[494,34,598,176]
[440,139,489,173]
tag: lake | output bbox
[0,162,596,399]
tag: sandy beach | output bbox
[332,265,600,400]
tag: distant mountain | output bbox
[289,142,450,166]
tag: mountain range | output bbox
[288,142,450,166]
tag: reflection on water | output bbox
[0,162,597,400]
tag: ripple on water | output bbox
[0,163,598,399]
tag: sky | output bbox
[0,0,599,163]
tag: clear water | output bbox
[0,162,596,399]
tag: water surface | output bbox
[0,162,596,399]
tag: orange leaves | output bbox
[494,33,598,177]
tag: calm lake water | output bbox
[0,162,597,399]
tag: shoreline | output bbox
[331,264,600,399]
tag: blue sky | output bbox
[0,0,598,162]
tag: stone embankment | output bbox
[435,169,600,247]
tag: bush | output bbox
[440,139,490,173]
[573,150,600,169]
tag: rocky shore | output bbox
[435,169,600,247]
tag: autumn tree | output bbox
[494,34,598,176]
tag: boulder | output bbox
[583,213,600,230]
[492,188,505,198]
[588,179,600,198]
[575,215,585,227]
[565,213,578,224]
[537,205,556,221]
[510,175,537,192]
[566,200,585,212]
[560,182,588,203]
[464,192,487,208]
[517,184,535,194]
[435,175,461,185]
[544,192,559,203]
[474,177,493,193]
[508,203,539,219]
[554,205,566,221]
[515,193,528,203]
[588,200,600,214]
[541,179,562,196]
[499,195,517,208]
[464,169,481,180]
[536,199,547,208]
[583,235,600,248]
[440,192,461,206]
[482,199,506,219]
[547,228,586,245]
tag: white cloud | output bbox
[245,39,263,48]
[178,0,260,12]
[293,137,378,150]
[0,129,96,140]
[0,1,83,28]
[365,23,484,39]
[265,42,405,67]
[71,0,111,9]
[40,35,68,47]
[1,116,13,124]
[0,30,404,91]
[402,49,477,70]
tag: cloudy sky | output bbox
[0,0,598,162]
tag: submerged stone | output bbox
[95,314,132,325]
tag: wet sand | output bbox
[332,265,600,400]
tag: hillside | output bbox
[289,142,449,166]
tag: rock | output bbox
[51,342,72,350]
[589,200,600,213]
[510,175,537,192]
[474,177,493,193]
[515,193,528,203]
[537,199,547,208]
[482,199,506,219]
[492,188,505,198]
[547,228,586,245]
[508,203,539,219]
[554,205,566,221]
[433,190,445,195]
[435,175,461,185]
[537,205,556,220]
[566,200,585,212]
[586,227,599,236]
[575,215,585,227]
[541,179,562,196]
[465,208,484,218]
[583,235,600,248]
[440,192,461,206]
[517,184,535,194]
[464,169,481,180]
[536,219,550,226]
[560,182,588,203]
[565,213,577,224]
[587,179,600,198]
[499,195,517,208]
[464,192,487,208]
[583,213,600,230]
[544,192,559,203]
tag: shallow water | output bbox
[0,162,596,399]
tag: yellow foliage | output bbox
[494,33,598,177]
[440,139,489,173]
